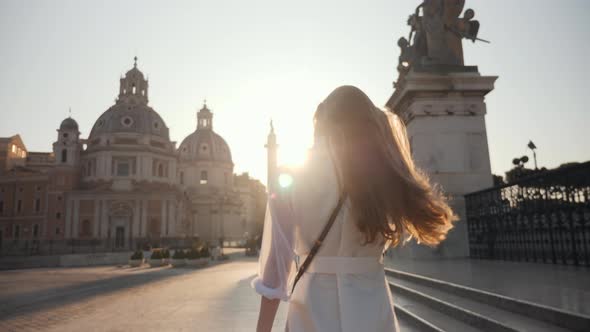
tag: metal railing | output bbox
[0,237,204,257]
[465,161,590,266]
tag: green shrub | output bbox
[200,246,210,258]
[172,249,185,259]
[150,249,163,260]
[186,248,200,259]
[162,249,170,259]
[130,250,143,260]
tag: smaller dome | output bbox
[60,117,79,131]
[179,130,232,164]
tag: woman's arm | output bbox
[256,296,280,332]
[251,192,296,329]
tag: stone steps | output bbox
[394,293,480,332]
[387,268,590,332]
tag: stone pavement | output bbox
[0,251,288,331]
[385,256,590,316]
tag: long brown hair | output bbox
[314,85,457,247]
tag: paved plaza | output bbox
[2,250,588,331]
[0,252,288,331]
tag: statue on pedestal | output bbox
[397,0,486,73]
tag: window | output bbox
[17,200,22,213]
[11,145,16,153]
[116,162,130,176]
[200,171,208,185]
[14,225,20,239]
[132,85,136,94]
[56,212,61,219]
[62,133,69,139]
[180,171,184,185]
[158,164,164,177]
[33,224,39,238]
[61,149,68,163]
[121,116,133,127]
[35,198,41,212]
[0,201,3,214]
[55,227,60,235]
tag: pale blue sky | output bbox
[1,0,588,184]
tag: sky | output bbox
[1,0,589,185]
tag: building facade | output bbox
[0,59,266,255]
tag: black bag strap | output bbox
[291,192,347,295]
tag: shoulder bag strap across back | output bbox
[290,192,347,295]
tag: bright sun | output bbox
[278,142,309,167]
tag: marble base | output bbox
[386,69,497,259]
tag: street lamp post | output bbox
[527,140,538,170]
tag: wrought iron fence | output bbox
[465,161,590,266]
[0,237,204,257]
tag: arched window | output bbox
[200,170,208,185]
[61,149,67,163]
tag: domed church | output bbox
[178,103,244,244]
[0,58,266,254]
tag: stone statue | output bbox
[398,0,484,72]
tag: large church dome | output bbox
[88,57,170,141]
[178,103,232,164]
[89,103,170,140]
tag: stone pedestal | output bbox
[386,67,497,258]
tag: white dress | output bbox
[252,137,399,332]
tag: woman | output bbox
[252,85,457,332]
